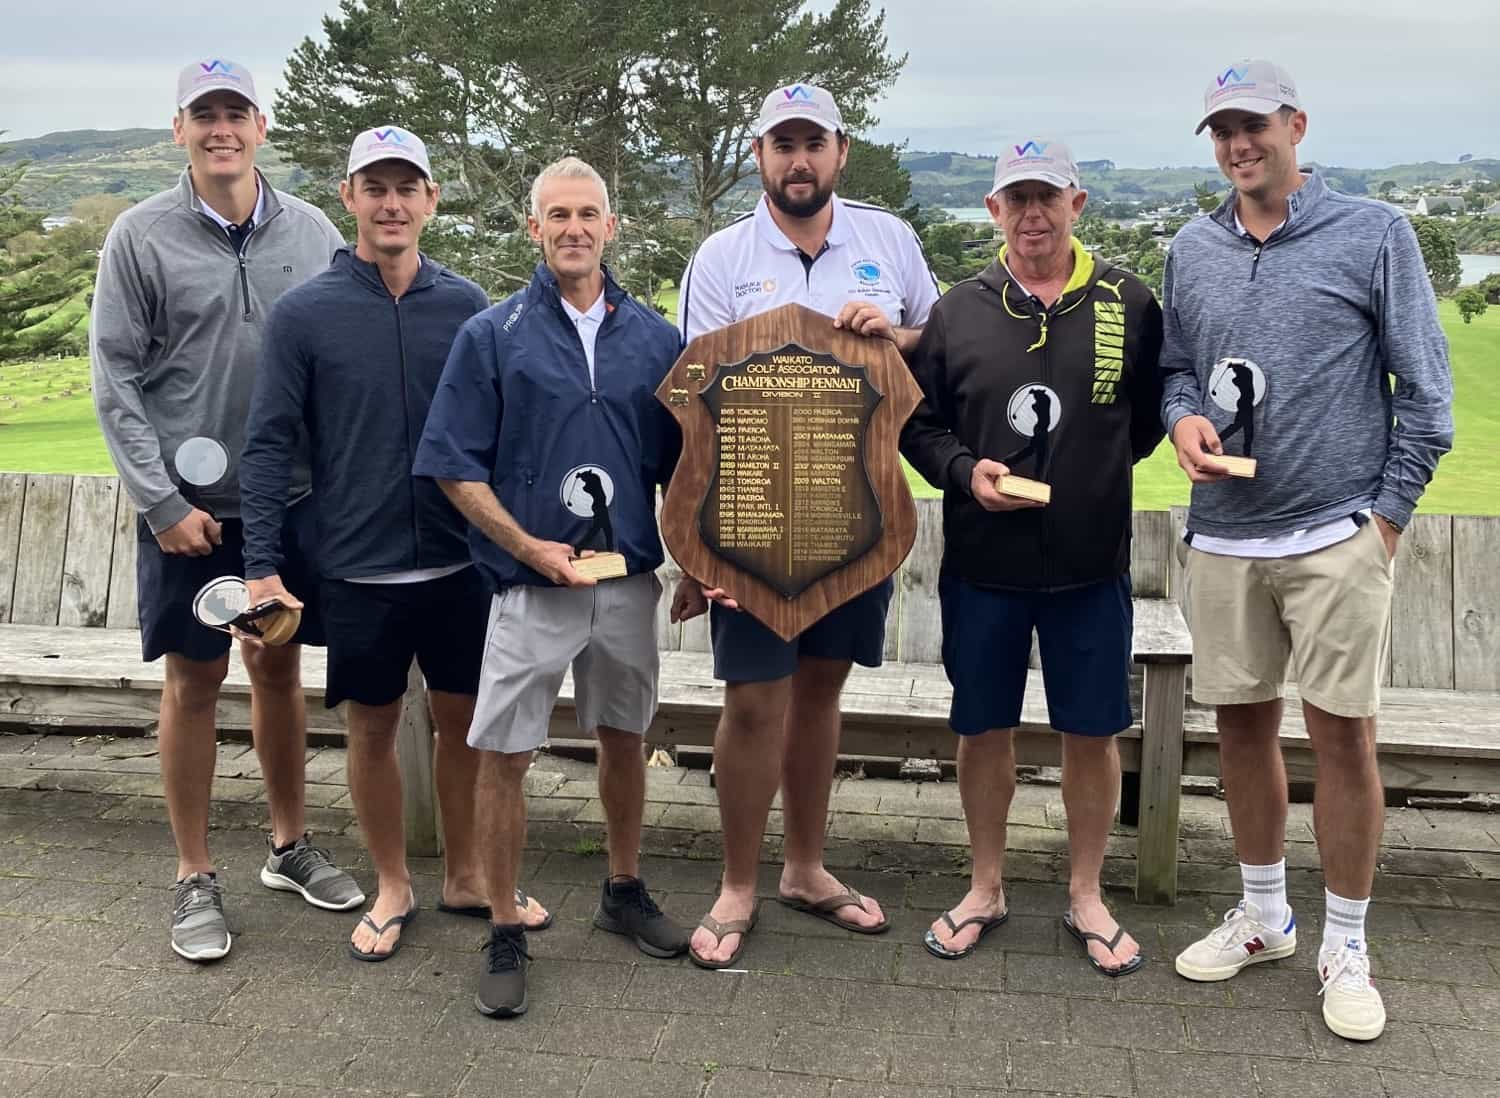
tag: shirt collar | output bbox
[1233,209,1285,239]
[198,178,264,230]
[752,192,850,253]
[560,290,607,325]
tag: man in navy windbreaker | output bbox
[413,156,687,1019]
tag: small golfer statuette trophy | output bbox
[191,576,302,646]
[1208,356,1264,478]
[558,464,628,580]
[993,383,1057,504]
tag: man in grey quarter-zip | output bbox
[1162,59,1453,1042]
[91,59,358,964]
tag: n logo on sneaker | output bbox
[1244,938,1267,955]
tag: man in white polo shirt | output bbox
[673,82,939,968]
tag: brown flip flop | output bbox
[778,887,890,935]
[688,910,758,970]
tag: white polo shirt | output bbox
[678,193,940,341]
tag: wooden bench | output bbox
[5,473,1500,907]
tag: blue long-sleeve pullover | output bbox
[1160,171,1453,535]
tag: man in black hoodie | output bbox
[242,126,552,961]
[902,139,1164,975]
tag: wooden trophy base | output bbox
[571,552,628,580]
[1216,455,1257,479]
[257,607,301,647]
[997,475,1051,504]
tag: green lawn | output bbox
[4,300,1496,513]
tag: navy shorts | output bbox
[136,497,324,663]
[321,566,489,708]
[939,573,1133,737]
[710,577,893,683]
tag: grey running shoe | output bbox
[475,924,530,1017]
[260,833,365,911]
[171,872,230,962]
[593,876,689,958]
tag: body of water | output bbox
[1460,253,1500,286]
[941,207,991,223]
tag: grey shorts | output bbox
[467,573,661,754]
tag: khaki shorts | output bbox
[1183,520,1393,718]
[467,573,661,754]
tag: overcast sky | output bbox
[3,0,1496,168]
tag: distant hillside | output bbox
[0,129,303,214]
[899,149,1500,206]
[4,128,1497,215]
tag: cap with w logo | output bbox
[177,59,260,111]
[755,83,844,138]
[988,138,1080,197]
[1195,59,1300,134]
[346,125,433,180]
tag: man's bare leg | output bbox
[689,676,792,964]
[777,656,885,929]
[242,640,307,848]
[928,729,1015,952]
[160,653,230,879]
[1061,732,1138,970]
[1302,705,1383,899]
[344,699,411,956]
[478,749,533,927]
[596,726,645,879]
[1217,700,1288,865]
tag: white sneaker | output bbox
[1319,939,1386,1041]
[1174,901,1297,982]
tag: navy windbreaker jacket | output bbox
[412,262,682,590]
[242,248,489,580]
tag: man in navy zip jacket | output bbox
[1161,61,1453,1042]
[414,157,688,1018]
[242,127,551,962]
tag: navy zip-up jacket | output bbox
[241,248,489,580]
[412,262,682,591]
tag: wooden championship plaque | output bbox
[657,303,921,642]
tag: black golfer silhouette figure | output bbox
[1215,360,1257,458]
[576,469,615,552]
[1002,386,1054,482]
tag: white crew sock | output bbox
[1322,889,1369,955]
[1240,860,1290,931]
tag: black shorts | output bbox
[136,497,324,663]
[320,566,489,708]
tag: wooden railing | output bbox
[4,473,1496,691]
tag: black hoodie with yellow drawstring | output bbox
[900,239,1164,592]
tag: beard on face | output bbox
[765,171,835,219]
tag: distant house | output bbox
[1482,201,1500,218]
[1415,196,1465,216]
[41,215,81,232]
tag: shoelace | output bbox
[279,835,335,878]
[1318,946,1372,997]
[486,930,531,973]
[173,876,224,918]
[1205,904,1260,949]
[611,881,662,918]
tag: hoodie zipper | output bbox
[1249,238,1264,282]
[392,296,423,567]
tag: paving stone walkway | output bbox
[1,729,1498,1097]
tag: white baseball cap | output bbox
[176,59,260,111]
[755,83,844,138]
[988,138,1080,196]
[1195,59,1301,134]
[347,125,433,180]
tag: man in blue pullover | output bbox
[414,157,688,1018]
[1161,60,1453,1042]
[242,127,551,961]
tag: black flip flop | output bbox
[348,899,418,962]
[922,908,1009,959]
[436,888,553,932]
[1062,911,1145,977]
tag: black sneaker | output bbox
[475,924,529,1018]
[593,875,688,958]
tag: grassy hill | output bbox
[8,300,1496,517]
[0,129,303,214]
[900,150,1500,207]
